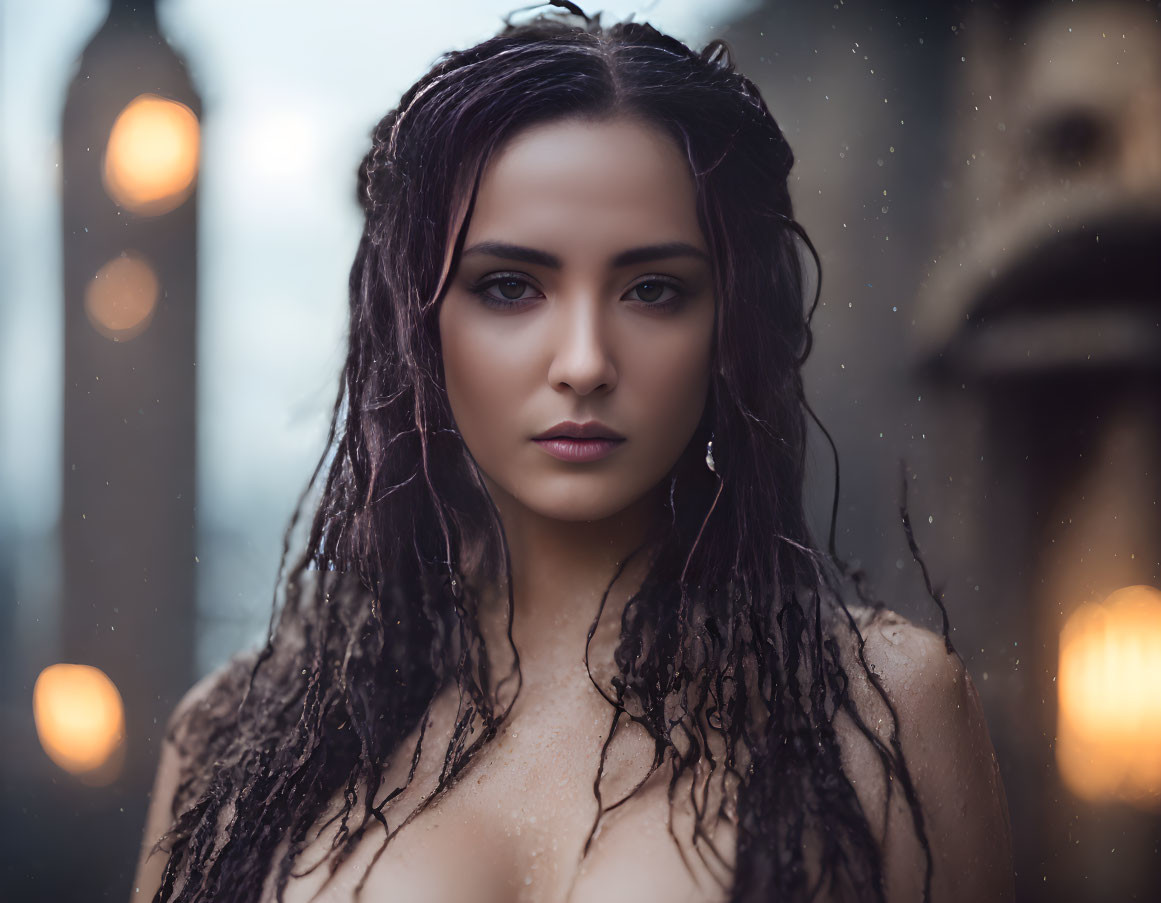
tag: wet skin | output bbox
[133,115,1015,903]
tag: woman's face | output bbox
[438,115,716,525]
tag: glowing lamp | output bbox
[1057,584,1161,808]
[32,663,126,781]
[83,250,159,341]
[102,93,199,216]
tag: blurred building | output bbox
[915,1,1161,899]
[5,0,201,898]
[724,0,1161,899]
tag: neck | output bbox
[471,476,669,691]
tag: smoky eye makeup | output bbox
[467,272,538,308]
[466,271,693,313]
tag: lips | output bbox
[532,436,624,463]
[532,419,625,440]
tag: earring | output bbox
[705,431,717,474]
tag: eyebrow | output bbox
[460,240,710,269]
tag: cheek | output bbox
[629,326,713,447]
[440,313,523,446]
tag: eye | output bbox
[470,274,541,309]
[627,277,684,310]
[469,273,686,311]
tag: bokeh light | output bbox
[83,250,160,341]
[32,663,126,781]
[102,93,199,216]
[1057,584,1161,809]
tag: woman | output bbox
[133,4,1013,902]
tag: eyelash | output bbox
[469,272,686,312]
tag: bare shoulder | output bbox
[130,649,260,902]
[831,605,1015,903]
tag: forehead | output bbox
[464,116,704,250]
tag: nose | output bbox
[545,291,618,396]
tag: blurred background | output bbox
[1,0,1158,899]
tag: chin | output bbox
[528,497,634,524]
[514,483,649,524]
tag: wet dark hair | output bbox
[149,4,948,901]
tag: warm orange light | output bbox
[103,93,199,216]
[1057,585,1161,809]
[33,663,126,780]
[84,250,159,341]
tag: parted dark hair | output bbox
[148,4,946,901]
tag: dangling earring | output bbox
[705,431,717,474]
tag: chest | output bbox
[263,684,737,903]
